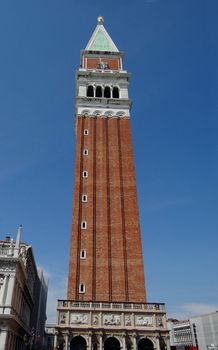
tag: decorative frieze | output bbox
[70,313,89,325]
[103,314,121,326]
[135,315,153,327]
[0,262,16,272]
[77,107,130,118]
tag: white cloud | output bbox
[182,303,218,317]
[37,265,53,280]
[46,281,67,323]
[38,265,67,324]
[167,303,218,320]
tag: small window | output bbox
[81,221,87,229]
[113,87,119,99]
[104,86,111,98]
[83,149,88,156]
[82,171,88,178]
[87,85,94,97]
[80,250,86,259]
[79,283,85,293]
[84,129,89,136]
[82,194,88,203]
[96,86,102,98]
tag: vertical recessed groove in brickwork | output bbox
[117,118,129,301]
[75,117,85,300]
[105,118,112,301]
[92,117,97,300]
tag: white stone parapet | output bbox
[57,300,166,312]
[55,300,169,350]
[56,300,167,333]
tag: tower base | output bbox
[55,300,170,350]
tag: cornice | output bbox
[76,70,131,80]
[76,97,132,109]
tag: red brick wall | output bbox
[85,57,120,70]
[67,116,146,303]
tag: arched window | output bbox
[79,283,85,293]
[96,86,102,97]
[80,250,86,259]
[82,194,88,202]
[81,221,87,229]
[82,171,88,178]
[104,86,111,98]
[87,85,94,97]
[113,87,119,98]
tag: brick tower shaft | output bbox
[67,17,146,303]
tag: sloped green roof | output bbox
[86,23,119,52]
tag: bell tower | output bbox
[67,15,146,304]
[56,17,169,350]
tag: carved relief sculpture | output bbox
[103,314,121,326]
[125,315,131,326]
[93,315,99,325]
[70,313,88,325]
[136,316,153,326]
[60,313,67,324]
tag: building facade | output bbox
[0,225,48,350]
[167,312,218,350]
[167,319,194,349]
[31,268,48,349]
[44,324,56,350]
[190,312,218,350]
[55,17,169,350]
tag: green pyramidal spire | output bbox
[85,16,119,52]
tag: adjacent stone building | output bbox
[55,17,169,350]
[167,312,218,350]
[44,324,56,349]
[167,319,193,349]
[0,225,48,349]
[190,312,218,350]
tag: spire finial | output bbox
[97,16,104,25]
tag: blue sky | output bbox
[0,0,217,322]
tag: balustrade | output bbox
[57,300,165,312]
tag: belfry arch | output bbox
[87,85,94,97]
[70,336,87,350]
[96,85,102,97]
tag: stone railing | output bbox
[0,248,10,256]
[57,300,165,312]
